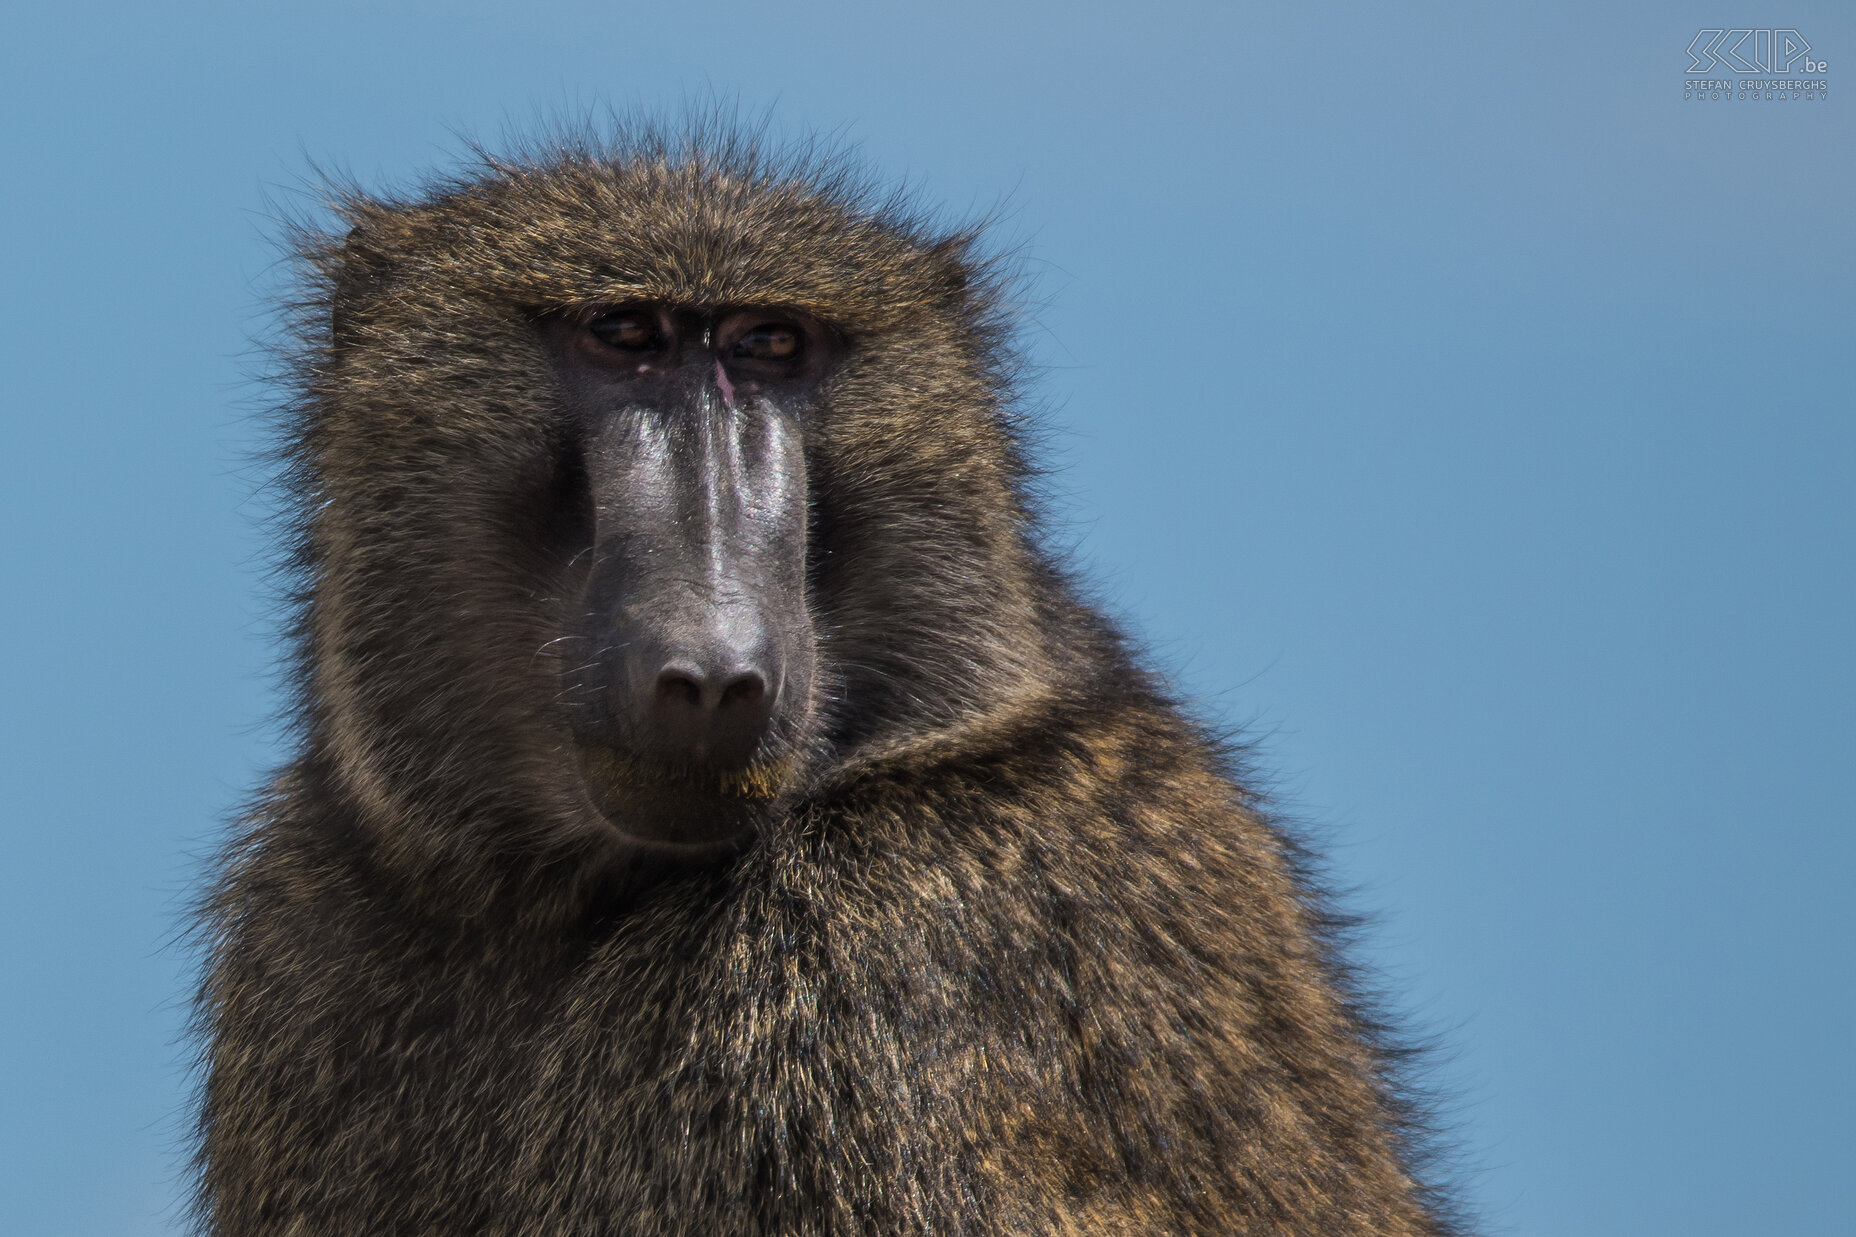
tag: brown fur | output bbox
[193,124,1461,1235]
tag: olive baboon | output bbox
[194,127,1460,1236]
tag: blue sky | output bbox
[1,3,1850,1233]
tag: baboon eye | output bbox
[588,309,664,352]
[732,323,802,362]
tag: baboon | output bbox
[194,125,1460,1236]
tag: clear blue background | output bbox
[2,3,1850,1233]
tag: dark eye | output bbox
[732,323,801,362]
[588,309,664,352]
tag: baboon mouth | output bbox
[579,745,794,799]
[574,743,795,845]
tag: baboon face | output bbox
[542,305,831,846]
[310,161,1050,872]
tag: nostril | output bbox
[718,672,766,711]
[635,650,780,768]
[654,669,703,708]
[651,666,769,713]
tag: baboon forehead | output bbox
[329,160,974,331]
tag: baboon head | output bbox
[297,137,1056,891]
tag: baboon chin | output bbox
[194,126,1461,1236]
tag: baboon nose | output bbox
[644,655,777,767]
